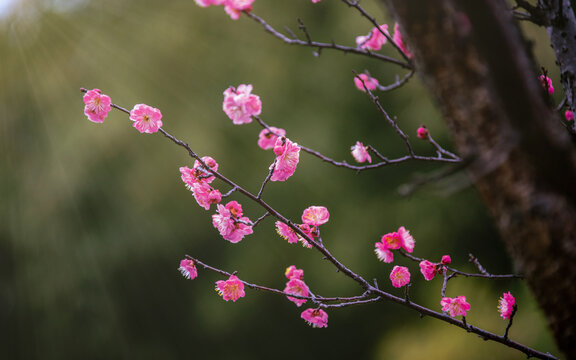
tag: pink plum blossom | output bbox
[441,296,471,317]
[178,259,198,280]
[498,292,516,319]
[224,0,254,20]
[356,24,388,51]
[258,127,286,150]
[419,260,437,281]
[301,308,328,328]
[302,206,330,227]
[417,126,429,140]
[375,242,394,263]
[215,275,245,302]
[129,104,163,134]
[390,265,411,288]
[190,182,222,210]
[83,89,111,123]
[354,74,379,92]
[565,110,574,122]
[539,75,554,94]
[284,278,310,307]
[285,265,304,280]
[397,226,415,253]
[223,84,261,123]
[441,255,452,265]
[312,0,321,3]
[276,221,299,244]
[271,137,300,182]
[392,23,413,58]
[212,201,253,243]
[381,232,402,250]
[351,141,372,163]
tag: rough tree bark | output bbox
[382,0,576,358]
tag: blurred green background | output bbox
[0,0,561,359]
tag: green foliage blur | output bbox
[0,0,560,358]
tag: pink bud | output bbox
[417,126,429,140]
[441,255,451,265]
[565,110,574,122]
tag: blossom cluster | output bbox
[539,75,554,94]
[83,89,163,134]
[194,0,254,20]
[353,74,379,93]
[355,22,412,55]
[276,206,330,248]
[222,84,262,124]
[212,200,254,243]
[180,156,222,210]
[374,226,415,263]
[352,23,412,92]
[284,265,310,307]
[419,255,451,281]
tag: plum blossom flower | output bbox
[390,266,411,288]
[441,296,471,317]
[190,182,222,210]
[356,24,389,51]
[441,255,452,265]
[397,226,415,253]
[83,89,111,123]
[223,84,262,124]
[312,0,321,3]
[285,265,304,280]
[354,74,379,92]
[381,232,402,250]
[302,206,330,227]
[258,127,286,150]
[417,126,429,140]
[276,221,299,244]
[178,259,198,280]
[215,275,245,302]
[129,104,163,134]
[284,278,310,307]
[224,0,254,20]
[271,137,300,182]
[351,141,372,163]
[392,23,413,58]
[419,260,438,281]
[212,201,253,243]
[375,242,394,263]
[498,292,516,319]
[301,308,328,328]
[565,110,574,122]
[539,75,554,94]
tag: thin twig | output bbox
[243,12,412,69]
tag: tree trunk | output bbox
[383,0,576,358]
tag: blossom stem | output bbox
[504,304,518,340]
